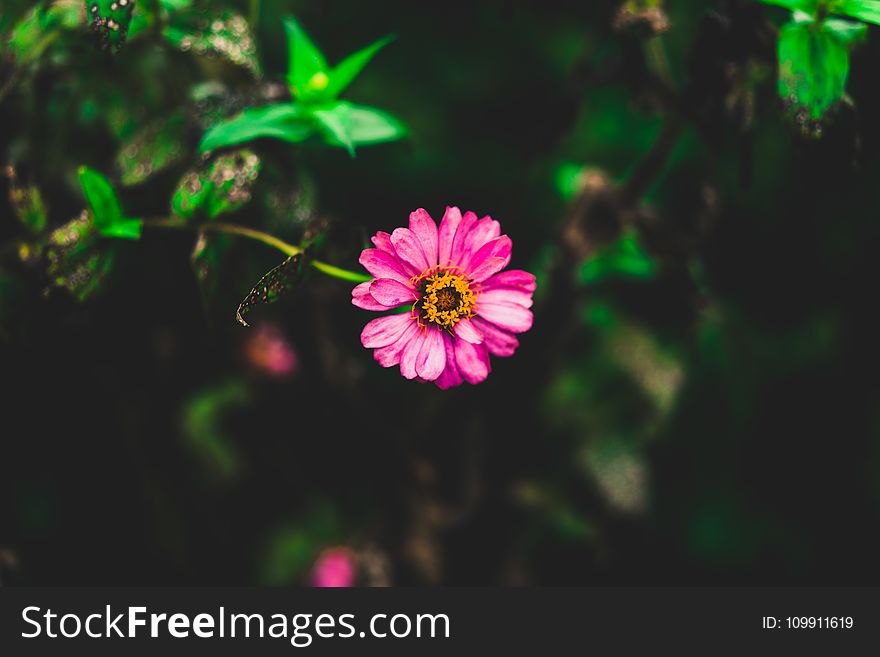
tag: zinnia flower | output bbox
[352,207,535,388]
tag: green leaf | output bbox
[235,254,305,327]
[182,379,250,481]
[759,0,820,13]
[311,102,407,155]
[78,167,142,239]
[324,35,394,99]
[171,150,261,220]
[579,229,656,284]
[85,0,136,53]
[830,0,880,25]
[45,211,116,301]
[284,16,328,98]
[163,10,260,76]
[312,105,356,156]
[5,166,47,233]
[778,18,854,121]
[116,111,188,186]
[7,4,61,65]
[199,104,314,153]
[823,17,869,43]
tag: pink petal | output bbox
[370,278,415,307]
[371,231,396,255]
[391,227,430,274]
[459,217,501,270]
[454,339,491,385]
[449,211,479,268]
[481,269,537,293]
[416,327,446,381]
[399,329,426,379]
[478,287,533,308]
[471,317,519,357]
[438,206,463,267]
[435,333,463,389]
[361,313,414,348]
[476,302,534,334]
[453,317,483,344]
[467,236,512,282]
[374,320,419,367]
[359,249,411,286]
[352,281,391,311]
[409,209,438,268]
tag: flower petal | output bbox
[467,236,512,282]
[478,287,533,308]
[409,208,438,268]
[374,320,419,367]
[471,317,519,357]
[399,329,426,379]
[361,313,414,348]
[416,327,446,381]
[435,333,464,389]
[438,206,463,267]
[370,278,415,307]
[352,281,391,311]
[391,227,430,273]
[359,248,411,286]
[454,339,491,385]
[459,216,501,270]
[477,302,534,333]
[481,269,537,293]
[449,210,479,267]
[453,317,483,344]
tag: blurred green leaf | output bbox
[5,167,47,233]
[163,10,260,76]
[182,379,250,481]
[259,501,341,585]
[579,229,656,284]
[171,149,261,220]
[85,0,136,53]
[324,35,393,100]
[313,102,407,155]
[822,16,869,42]
[190,231,232,308]
[6,3,62,65]
[45,211,116,301]
[115,111,188,186]
[78,166,141,239]
[235,253,304,327]
[831,0,880,25]
[777,16,863,121]
[200,104,313,153]
[284,16,329,99]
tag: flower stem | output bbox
[141,218,368,283]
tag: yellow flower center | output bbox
[414,268,475,330]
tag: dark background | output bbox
[1,0,880,585]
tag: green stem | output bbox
[142,218,369,283]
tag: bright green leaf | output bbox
[831,0,880,25]
[200,104,314,153]
[284,16,328,98]
[324,35,394,99]
[312,105,356,156]
[78,167,141,239]
[778,19,853,121]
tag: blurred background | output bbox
[2,0,880,586]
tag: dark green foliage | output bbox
[85,0,136,53]
[235,253,304,327]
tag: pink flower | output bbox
[311,547,357,587]
[352,207,535,388]
[243,323,298,378]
